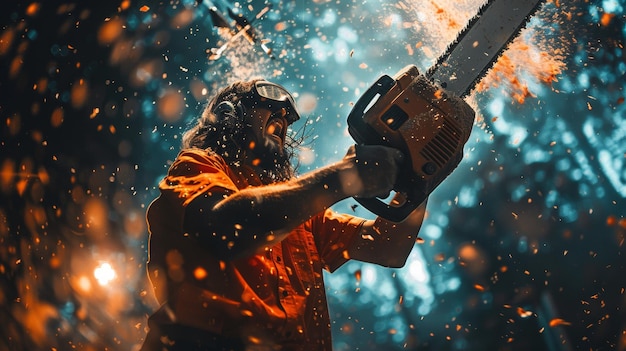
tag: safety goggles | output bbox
[242,81,300,124]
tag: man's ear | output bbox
[213,101,237,120]
[213,100,246,128]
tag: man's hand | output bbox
[339,144,405,199]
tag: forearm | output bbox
[214,162,351,234]
[185,160,353,259]
[348,199,427,267]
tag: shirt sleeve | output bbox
[158,149,239,208]
[308,209,366,272]
[146,150,238,302]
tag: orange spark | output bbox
[274,22,287,32]
[120,0,131,11]
[600,13,615,26]
[193,266,208,280]
[50,107,64,127]
[549,318,571,327]
[516,307,533,318]
[607,215,617,226]
[26,3,41,16]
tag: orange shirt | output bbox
[146,149,365,350]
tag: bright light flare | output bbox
[94,262,117,286]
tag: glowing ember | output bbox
[98,18,124,44]
[76,275,92,293]
[516,306,533,318]
[157,89,185,123]
[193,266,208,280]
[548,318,572,327]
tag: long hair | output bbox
[182,80,299,182]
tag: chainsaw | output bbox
[348,0,546,222]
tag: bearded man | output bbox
[140,79,427,351]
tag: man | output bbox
[141,79,427,351]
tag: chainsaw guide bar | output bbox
[427,0,545,98]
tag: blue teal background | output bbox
[1,0,625,350]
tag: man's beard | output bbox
[253,140,293,183]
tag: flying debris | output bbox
[203,0,275,61]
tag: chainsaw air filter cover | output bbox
[348,65,475,222]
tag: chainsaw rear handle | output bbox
[347,73,421,222]
[353,193,420,223]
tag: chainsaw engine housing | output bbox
[348,65,475,222]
